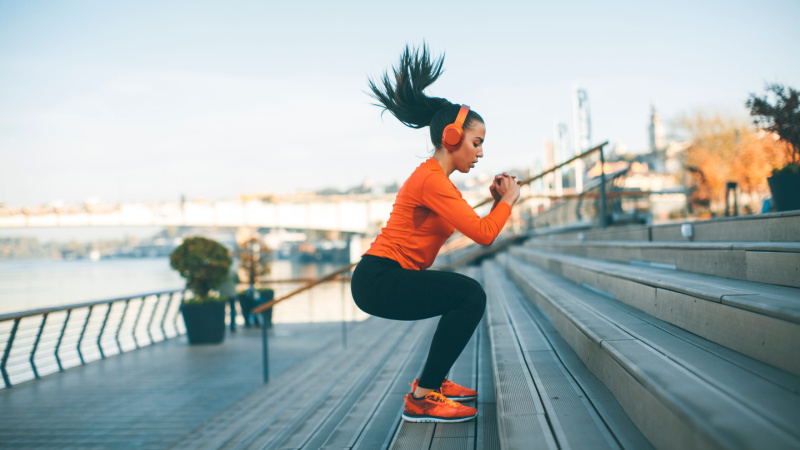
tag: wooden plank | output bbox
[475,317,500,450]
[175,317,398,449]
[388,266,483,450]
[388,422,435,450]
[351,321,437,450]
[0,322,346,449]
[481,260,557,450]
[240,320,413,449]
[429,331,478,444]
[309,318,437,449]
[484,261,622,449]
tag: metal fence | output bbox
[0,289,189,389]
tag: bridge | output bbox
[0,194,419,234]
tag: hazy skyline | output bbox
[2,0,799,207]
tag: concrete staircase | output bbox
[485,210,800,449]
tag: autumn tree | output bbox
[747,83,800,172]
[237,236,271,288]
[678,112,789,215]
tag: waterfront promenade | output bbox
[0,322,348,448]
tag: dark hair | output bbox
[368,44,484,149]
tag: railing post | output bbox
[76,305,94,365]
[309,288,314,322]
[341,273,347,348]
[131,296,146,349]
[55,310,71,372]
[116,299,130,355]
[161,292,173,339]
[175,291,185,333]
[262,310,269,383]
[98,303,113,359]
[2,318,20,388]
[599,144,608,228]
[229,297,237,332]
[31,313,48,378]
[145,295,157,345]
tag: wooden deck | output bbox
[0,322,348,448]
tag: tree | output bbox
[237,236,271,287]
[679,112,789,214]
[746,83,800,173]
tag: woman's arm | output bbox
[421,174,515,246]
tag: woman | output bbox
[351,45,521,423]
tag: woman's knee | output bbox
[465,284,486,315]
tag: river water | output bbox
[0,258,364,323]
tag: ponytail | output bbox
[368,44,484,149]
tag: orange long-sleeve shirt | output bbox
[365,157,511,270]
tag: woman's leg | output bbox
[351,256,486,390]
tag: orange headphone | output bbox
[441,105,470,151]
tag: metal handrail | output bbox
[252,265,356,316]
[0,289,189,389]
[520,190,653,201]
[472,141,608,208]
[0,289,187,322]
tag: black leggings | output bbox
[351,255,486,389]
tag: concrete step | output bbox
[509,246,800,376]
[498,252,800,449]
[534,210,800,243]
[481,260,652,450]
[524,239,800,288]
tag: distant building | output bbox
[543,140,558,196]
[648,101,666,153]
[648,101,668,172]
[554,121,571,190]
[573,87,591,153]
[573,87,591,192]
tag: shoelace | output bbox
[426,391,460,408]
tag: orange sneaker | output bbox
[409,377,478,401]
[402,391,477,423]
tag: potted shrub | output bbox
[747,83,800,211]
[170,236,232,344]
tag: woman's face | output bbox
[453,121,486,174]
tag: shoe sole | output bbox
[446,395,477,401]
[401,412,477,423]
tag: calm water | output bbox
[0,258,347,316]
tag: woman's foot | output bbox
[410,377,478,401]
[402,391,477,423]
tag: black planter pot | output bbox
[768,172,800,212]
[181,301,226,344]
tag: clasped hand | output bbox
[489,172,522,204]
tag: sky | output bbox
[1,0,799,208]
